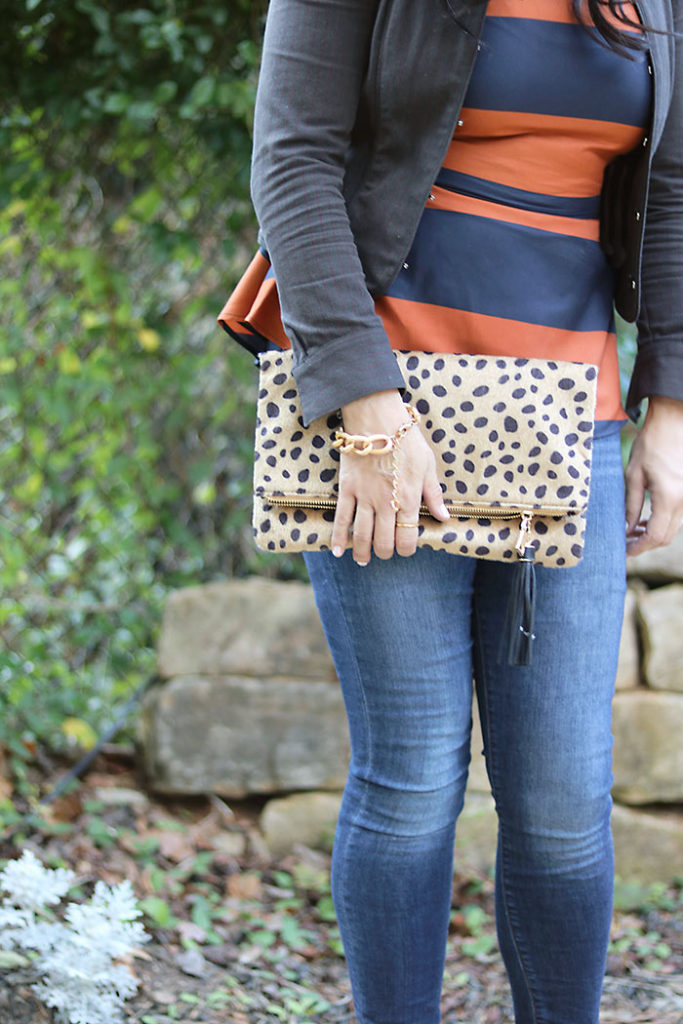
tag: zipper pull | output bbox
[515,511,533,554]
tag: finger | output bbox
[423,470,450,522]
[627,505,675,556]
[626,521,653,558]
[395,515,420,556]
[628,506,683,556]
[351,503,374,565]
[624,462,646,535]
[394,490,421,556]
[331,490,355,556]
[649,507,683,550]
[373,501,398,559]
[386,459,419,557]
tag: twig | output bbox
[209,793,235,822]
[39,674,159,805]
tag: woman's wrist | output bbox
[646,394,683,420]
[341,389,410,435]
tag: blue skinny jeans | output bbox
[303,433,627,1024]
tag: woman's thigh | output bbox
[303,546,478,834]
[472,431,627,853]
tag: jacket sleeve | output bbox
[627,0,683,416]
[250,0,405,427]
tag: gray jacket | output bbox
[250,0,682,426]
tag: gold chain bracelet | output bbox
[331,405,420,513]
[331,432,395,456]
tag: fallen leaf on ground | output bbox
[176,920,207,944]
[227,871,262,900]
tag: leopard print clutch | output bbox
[253,350,598,568]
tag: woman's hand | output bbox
[331,389,450,564]
[625,395,683,557]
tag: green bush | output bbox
[0,0,307,786]
[0,1,638,787]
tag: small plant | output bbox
[0,849,149,1024]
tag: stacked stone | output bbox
[610,531,683,883]
[142,578,349,798]
[141,533,683,882]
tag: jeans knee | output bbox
[502,795,613,877]
[341,771,467,838]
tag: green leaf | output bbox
[86,818,116,848]
[0,951,31,969]
[190,895,213,932]
[462,933,498,958]
[127,101,159,122]
[265,1006,287,1020]
[462,903,490,935]
[279,915,312,950]
[188,76,215,108]
[154,81,178,104]
[271,871,293,890]
[316,895,337,923]
[248,929,276,949]
[103,93,131,114]
[125,9,156,24]
[140,896,178,928]
[613,878,653,912]
[129,187,163,221]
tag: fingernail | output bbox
[332,546,343,558]
[440,504,449,517]
[355,560,369,567]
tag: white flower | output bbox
[0,851,150,1024]
[0,849,75,911]
[0,906,33,947]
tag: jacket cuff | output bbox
[292,331,406,427]
[625,340,683,422]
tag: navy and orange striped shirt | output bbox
[220,0,651,435]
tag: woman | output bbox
[231,1,683,1021]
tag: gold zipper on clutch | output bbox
[263,497,575,552]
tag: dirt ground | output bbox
[1,747,682,1024]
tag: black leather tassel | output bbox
[503,546,537,666]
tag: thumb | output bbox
[423,472,450,521]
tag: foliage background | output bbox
[0,1,639,789]
[0,0,309,787]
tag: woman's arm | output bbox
[251,0,449,561]
[250,0,405,427]
[626,395,683,554]
[625,2,683,554]
[627,2,683,413]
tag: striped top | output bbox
[220,0,651,434]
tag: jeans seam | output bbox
[498,837,540,1024]
[326,553,375,782]
[326,554,412,1022]
[473,597,541,1024]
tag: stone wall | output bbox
[140,530,683,883]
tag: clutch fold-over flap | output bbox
[255,350,597,517]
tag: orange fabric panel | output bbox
[445,109,645,197]
[428,185,600,241]
[219,256,625,423]
[218,251,290,349]
[487,0,578,23]
[373,296,625,421]
[488,0,640,30]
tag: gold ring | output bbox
[396,521,419,529]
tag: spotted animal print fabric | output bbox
[254,350,598,567]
